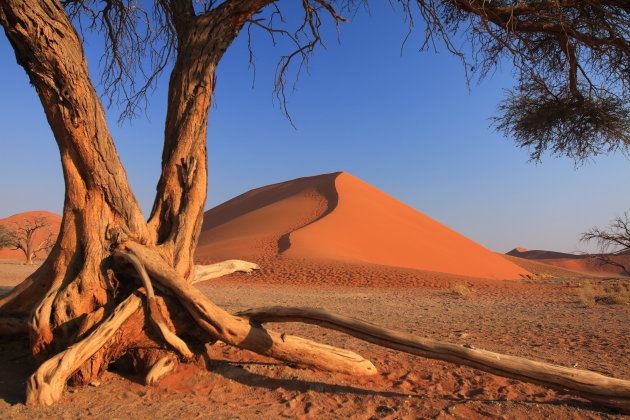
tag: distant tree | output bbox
[1,217,56,265]
[0,224,15,249]
[581,212,630,276]
[0,0,629,410]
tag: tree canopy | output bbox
[61,0,630,161]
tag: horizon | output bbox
[1,3,628,254]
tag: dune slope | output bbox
[197,172,528,280]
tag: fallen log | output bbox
[239,306,630,413]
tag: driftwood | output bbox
[145,355,178,386]
[193,260,259,283]
[239,306,630,412]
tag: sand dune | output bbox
[506,247,629,277]
[0,211,61,260]
[197,172,529,280]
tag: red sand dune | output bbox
[506,248,587,260]
[506,247,629,277]
[0,211,61,260]
[197,172,529,280]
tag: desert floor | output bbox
[1,258,628,419]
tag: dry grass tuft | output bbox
[451,284,473,298]
[577,281,630,307]
[577,283,597,308]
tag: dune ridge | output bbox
[197,172,529,280]
[506,247,629,277]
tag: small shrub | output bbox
[451,284,472,298]
[518,273,555,282]
[577,283,597,308]
[576,281,630,307]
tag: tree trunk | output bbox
[0,0,150,383]
[23,250,33,265]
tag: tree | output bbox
[0,0,629,411]
[1,216,56,265]
[581,212,630,276]
[0,224,14,249]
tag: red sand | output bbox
[507,248,629,277]
[0,211,61,260]
[196,172,529,280]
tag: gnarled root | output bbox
[121,242,376,376]
[115,252,193,360]
[26,293,142,406]
[238,306,630,413]
[145,355,178,385]
[193,260,259,283]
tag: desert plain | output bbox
[1,172,628,419]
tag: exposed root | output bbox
[193,260,260,283]
[0,316,28,335]
[115,251,193,360]
[26,293,142,406]
[145,355,178,386]
[239,306,630,413]
[120,242,376,376]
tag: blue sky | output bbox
[0,2,628,253]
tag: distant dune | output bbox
[506,247,629,277]
[502,254,593,278]
[0,211,61,260]
[197,172,529,280]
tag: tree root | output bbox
[145,355,178,385]
[238,306,630,413]
[115,251,193,360]
[193,260,259,283]
[120,242,376,376]
[26,293,143,406]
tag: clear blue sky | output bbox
[0,2,628,253]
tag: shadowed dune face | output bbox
[197,172,529,280]
[506,248,630,277]
[0,211,61,260]
[196,173,339,261]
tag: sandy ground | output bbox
[1,259,628,419]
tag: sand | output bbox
[196,172,529,280]
[1,175,627,418]
[1,260,628,419]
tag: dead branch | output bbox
[193,260,260,283]
[145,355,178,385]
[239,306,630,412]
[120,242,376,376]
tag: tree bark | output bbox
[0,0,148,383]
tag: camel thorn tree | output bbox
[0,0,629,412]
[582,212,630,276]
[0,216,56,264]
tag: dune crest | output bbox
[197,172,529,280]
